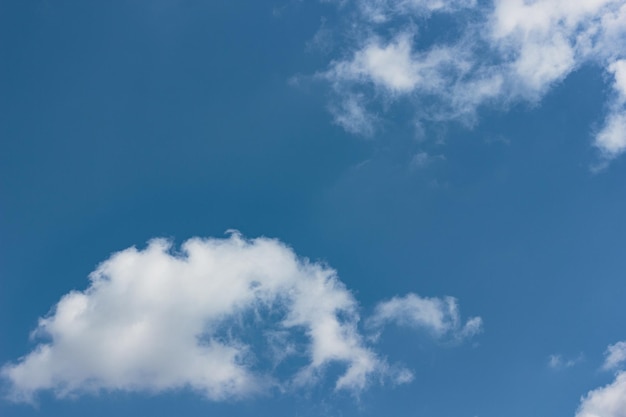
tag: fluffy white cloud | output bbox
[332,35,421,93]
[1,233,480,403]
[1,234,383,402]
[326,34,469,95]
[595,111,626,162]
[319,0,626,163]
[368,293,482,341]
[576,372,626,417]
[603,341,626,371]
[574,341,626,417]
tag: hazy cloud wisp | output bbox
[603,341,626,371]
[319,0,626,164]
[368,293,483,341]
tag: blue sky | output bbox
[2,1,626,416]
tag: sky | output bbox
[2,0,626,416]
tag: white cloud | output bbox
[576,372,626,417]
[594,59,626,163]
[2,233,479,403]
[597,3,626,61]
[358,0,477,23]
[548,353,583,370]
[610,60,626,100]
[594,111,626,161]
[574,341,626,417]
[1,234,384,402]
[325,32,470,97]
[328,93,378,136]
[338,35,420,93]
[368,293,482,341]
[549,355,563,369]
[603,341,626,371]
[318,0,626,163]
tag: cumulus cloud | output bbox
[603,341,626,371]
[576,372,626,417]
[317,0,626,164]
[2,234,380,402]
[1,233,480,403]
[368,293,483,341]
[574,341,626,417]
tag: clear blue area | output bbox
[2,1,625,417]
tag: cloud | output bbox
[1,234,381,402]
[603,341,626,371]
[574,341,626,417]
[410,151,445,169]
[411,152,431,169]
[576,372,626,417]
[594,59,626,164]
[548,353,583,370]
[316,0,626,163]
[328,34,430,94]
[368,293,483,341]
[357,0,477,23]
[1,233,479,403]
[328,93,378,136]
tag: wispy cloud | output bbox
[328,93,378,136]
[603,341,626,371]
[547,353,583,370]
[593,60,626,168]
[316,0,626,164]
[410,151,445,170]
[367,293,482,342]
[1,233,480,403]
